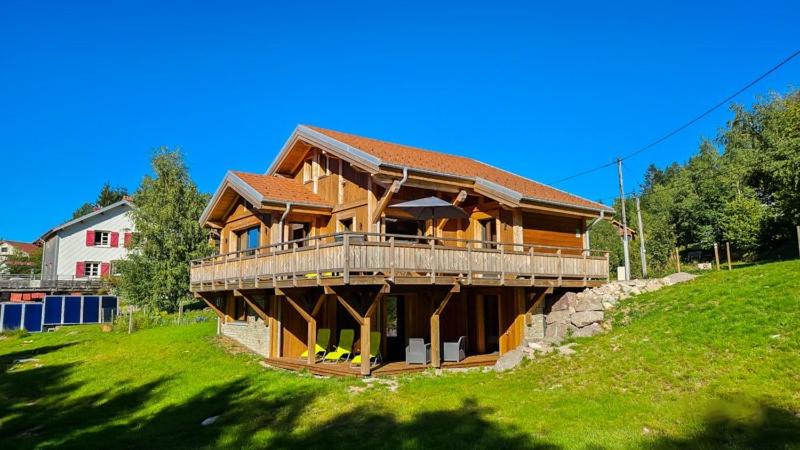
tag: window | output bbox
[339,218,353,232]
[94,231,110,247]
[236,226,260,252]
[289,222,310,247]
[84,262,101,277]
[0,247,8,254]
[479,219,497,249]
[110,260,122,276]
[302,158,313,183]
[321,154,334,177]
[385,218,421,241]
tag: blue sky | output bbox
[1,0,798,242]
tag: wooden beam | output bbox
[430,285,460,368]
[336,295,365,325]
[311,293,326,317]
[370,179,401,224]
[526,288,549,315]
[234,290,268,322]
[195,292,225,321]
[437,190,468,231]
[281,291,317,364]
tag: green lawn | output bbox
[2,261,800,449]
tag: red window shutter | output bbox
[110,232,120,247]
[76,261,85,277]
[100,262,110,277]
[124,232,132,247]
[86,230,94,246]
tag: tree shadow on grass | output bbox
[0,343,77,374]
[268,397,558,450]
[648,398,800,450]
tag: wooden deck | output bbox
[264,354,499,378]
[191,232,609,292]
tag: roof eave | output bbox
[38,200,134,242]
[267,125,382,176]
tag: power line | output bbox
[550,48,800,185]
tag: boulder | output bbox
[546,310,570,325]
[573,322,603,338]
[664,272,696,285]
[571,310,604,328]
[494,348,524,372]
[574,296,603,312]
[544,322,575,343]
[551,292,578,312]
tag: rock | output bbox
[571,311,604,328]
[664,272,696,285]
[544,322,575,343]
[557,345,576,356]
[551,292,578,312]
[574,296,603,312]
[201,416,219,426]
[573,322,602,338]
[527,341,544,350]
[546,310,570,325]
[494,348,524,372]
[14,358,40,364]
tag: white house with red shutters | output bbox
[38,199,135,281]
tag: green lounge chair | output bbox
[300,328,331,360]
[351,331,382,367]
[323,329,355,363]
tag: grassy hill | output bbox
[2,260,800,449]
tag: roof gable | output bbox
[38,200,134,242]
[199,171,332,226]
[269,125,612,214]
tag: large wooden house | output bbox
[192,125,613,376]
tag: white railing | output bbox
[0,273,108,290]
[190,232,610,289]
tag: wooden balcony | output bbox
[190,232,610,292]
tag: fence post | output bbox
[343,234,350,284]
[128,307,133,335]
[796,225,800,258]
[177,301,184,324]
[713,243,720,270]
[675,247,681,273]
[726,242,732,271]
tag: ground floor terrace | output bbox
[197,283,563,377]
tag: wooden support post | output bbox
[282,292,317,365]
[726,242,732,271]
[333,287,385,376]
[430,285,459,368]
[675,248,681,272]
[714,243,720,270]
[360,317,370,376]
[796,225,800,258]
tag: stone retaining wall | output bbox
[524,272,697,345]
[220,317,270,357]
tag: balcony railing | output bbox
[0,274,109,291]
[190,232,610,290]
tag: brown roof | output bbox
[305,126,609,212]
[232,171,332,207]
[1,241,40,255]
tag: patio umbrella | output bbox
[388,196,468,237]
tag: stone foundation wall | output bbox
[220,317,270,357]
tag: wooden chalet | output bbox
[192,125,613,376]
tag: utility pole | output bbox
[617,158,631,280]
[635,196,647,278]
